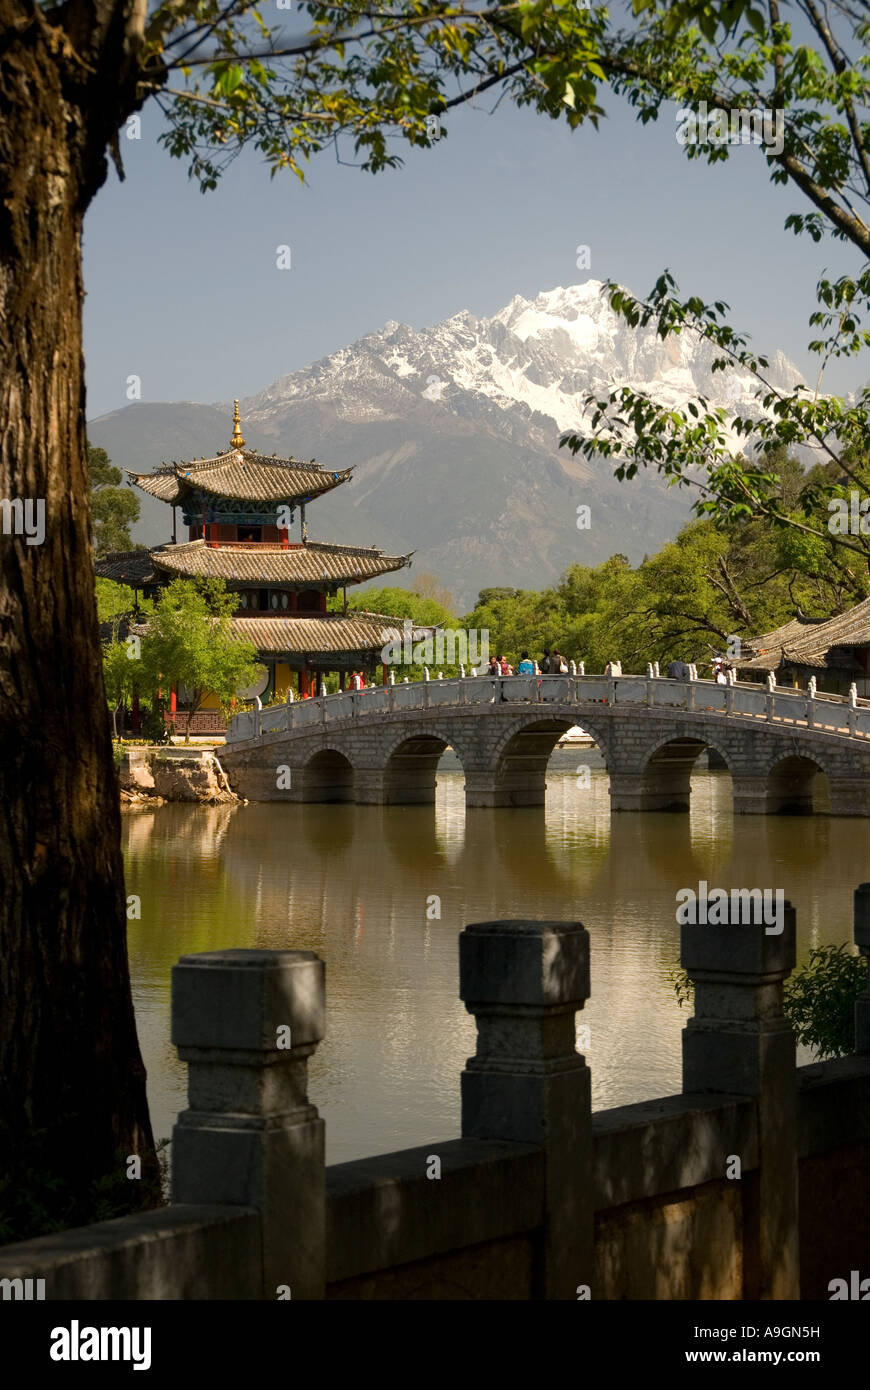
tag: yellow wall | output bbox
[274,663,293,699]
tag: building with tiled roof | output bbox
[96,402,424,731]
[737,596,870,694]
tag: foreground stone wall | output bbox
[2,891,868,1300]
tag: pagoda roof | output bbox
[738,598,870,672]
[128,451,352,507]
[129,611,433,658]
[94,549,161,586]
[148,538,411,587]
[227,613,425,657]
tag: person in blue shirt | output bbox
[517,651,535,674]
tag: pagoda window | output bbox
[298,589,322,613]
[270,593,280,610]
[238,524,262,543]
[281,593,289,610]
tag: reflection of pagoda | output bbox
[96,402,416,733]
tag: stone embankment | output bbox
[119,747,239,805]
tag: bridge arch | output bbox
[302,747,355,803]
[491,715,609,809]
[636,732,734,813]
[764,752,831,815]
[382,732,455,805]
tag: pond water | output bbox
[125,750,863,1165]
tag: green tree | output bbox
[344,584,456,627]
[463,584,568,665]
[143,579,264,742]
[102,628,142,741]
[88,442,140,557]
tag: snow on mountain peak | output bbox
[246,279,800,444]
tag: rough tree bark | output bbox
[0,0,156,1231]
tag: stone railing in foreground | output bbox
[1,894,869,1300]
[227,674,870,745]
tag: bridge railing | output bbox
[225,674,870,744]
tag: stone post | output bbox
[848,683,857,736]
[681,898,798,1299]
[171,949,326,1300]
[853,884,870,1053]
[459,920,592,1300]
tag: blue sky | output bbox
[83,82,864,420]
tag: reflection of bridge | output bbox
[220,674,870,814]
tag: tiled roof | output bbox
[129,612,433,657]
[150,538,411,586]
[94,550,161,585]
[228,614,416,656]
[739,597,870,671]
[129,450,352,506]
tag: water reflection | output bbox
[125,753,861,1165]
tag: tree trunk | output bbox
[0,0,155,1236]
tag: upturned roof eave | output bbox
[147,538,412,586]
[126,453,354,507]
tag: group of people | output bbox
[486,648,571,677]
[666,656,735,685]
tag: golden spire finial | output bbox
[230,399,245,450]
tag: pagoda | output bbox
[96,402,418,734]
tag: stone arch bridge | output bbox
[220,673,870,815]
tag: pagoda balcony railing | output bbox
[226,672,870,744]
[204,540,303,549]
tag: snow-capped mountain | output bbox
[243,279,799,439]
[90,281,801,610]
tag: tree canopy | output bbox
[140,579,264,740]
[88,442,140,557]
